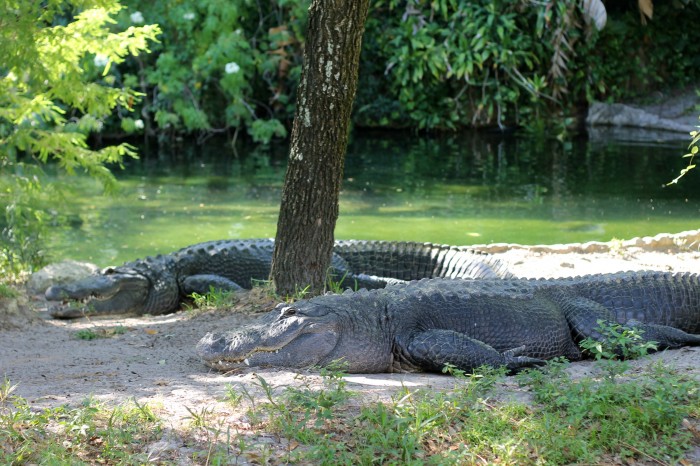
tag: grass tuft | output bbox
[187,285,238,310]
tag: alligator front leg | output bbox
[181,275,245,296]
[397,330,546,373]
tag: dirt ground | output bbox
[1,231,700,461]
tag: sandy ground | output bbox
[1,232,700,461]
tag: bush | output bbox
[117,0,309,144]
[0,1,160,272]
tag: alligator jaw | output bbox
[45,270,150,318]
[196,324,339,372]
[197,346,284,372]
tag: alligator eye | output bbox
[281,307,297,317]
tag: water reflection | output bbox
[48,131,699,265]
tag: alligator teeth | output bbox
[244,359,250,366]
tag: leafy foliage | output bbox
[0,2,160,185]
[579,319,658,360]
[0,1,160,272]
[355,0,700,131]
[117,0,308,144]
[358,0,546,130]
[65,0,698,138]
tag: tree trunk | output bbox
[270,0,370,296]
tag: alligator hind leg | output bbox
[398,330,546,373]
[559,296,620,341]
[561,297,700,351]
[625,319,700,349]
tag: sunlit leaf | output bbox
[638,0,653,24]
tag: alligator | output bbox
[196,272,700,374]
[45,238,513,318]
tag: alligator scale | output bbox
[45,239,512,317]
[197,272,700,374]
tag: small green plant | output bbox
[128,397,158,423]
[515,356,572,404]
[250,279,278,299]
[0,378,17,404]
[284,361,353,428]
[0,283,19,299]
[286,284,311,302]
[188,285,237,309]
[184,406,215,428]
[74,325,128,340]
[254,374,279,406]
[74,329,102,340]
[319,359,350,385]
[443,363,509,397]
[110,325,128,336]
[579,319,658,360]
[222,383,244,408]
[325,269,350,294]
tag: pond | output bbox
[48,129,699,266]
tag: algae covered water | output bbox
[48,131,700,266]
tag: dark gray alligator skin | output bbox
[45,238,513,317]
[197,271,700,374]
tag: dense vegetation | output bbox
[0,1,160,276]
[115,0,700,139]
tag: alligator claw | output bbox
[503,345,546,371]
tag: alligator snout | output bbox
[196,332,230,360]
[45,285,75,301]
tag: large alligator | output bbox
[45,238,513,318]
[196,272,700,373]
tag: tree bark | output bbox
[270,0,370,296]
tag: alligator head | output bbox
[45,266,151,318]
[196,291,392,372]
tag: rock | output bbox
[586,102,694,134]
[26,260,100,295]
[0,295,43,330]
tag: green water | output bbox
[48,131,700,266]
